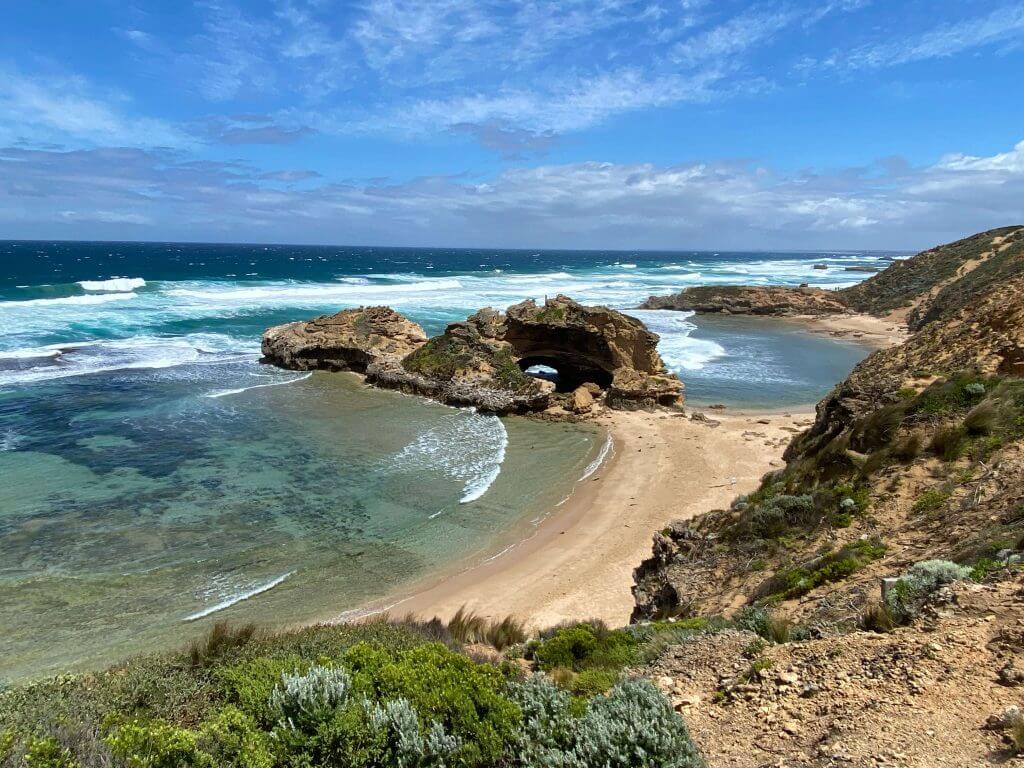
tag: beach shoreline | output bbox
[334,405,816,630]
[331,312,905,630]
[784,311,908,349]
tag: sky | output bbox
[1,0,1023,250]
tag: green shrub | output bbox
[736,494,817,539]
[911,488,950,514]
[759,539,886,600]
[105,718,207,768]
[885,559,973,623]
[572,679,704,768]
[23,737,81,768]
[343,642,521,766]
[569,669,620,697]
[529,624,640,675]
[216,656,306,723]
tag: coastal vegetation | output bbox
[0,616,710,768]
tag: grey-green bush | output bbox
[509,675,576,767]
[572,679,704,768]
[268,664,350,730]
[365,698,462,767]
[885,559,973,623]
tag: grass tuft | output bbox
[188,621,258,668]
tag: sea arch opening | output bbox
[518,353,614,393]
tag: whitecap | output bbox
[0,292,138,308]
[0,333,258,388]
[78,277,146,292]
[1,429,24,452]
[184,571,295,621]
[626,309,727,372]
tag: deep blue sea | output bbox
[0,240,896,680]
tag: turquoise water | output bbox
[0,241,889,680]
[0,367,599,680]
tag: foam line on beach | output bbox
[205,372,312,399]
[184,571,295,622]
[579,433,614,481]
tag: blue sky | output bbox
[2,0,1023,249]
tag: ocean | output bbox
[0,241,895,680]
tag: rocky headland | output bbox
[639,285,850,316]
[262,294,684,415]
[630,225,1024,764]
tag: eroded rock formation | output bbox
[263,294,684,415]
[261,306,427,372]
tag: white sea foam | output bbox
[205,372,312,398]
[78,277,146,292]
[391,410,509,504]
[579,433,614,481]
[1,429,24,452]
[0,346,62,360]
[0,333,258,387]
[0,292,138,308]
[184,571,295,621]
[626,309,727,372]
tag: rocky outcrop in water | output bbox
[263,295,683,415]
[261,306,428,372]
[639,285,850,316]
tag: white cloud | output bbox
[3,137,1022,249]
[0,69,187,148]
[835,4,1024,69]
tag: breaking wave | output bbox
[78,277,147,292]
[391,409,509,504]
[0,333,257,387]
[184,571,295,621]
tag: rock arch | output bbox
[263,295,684,414]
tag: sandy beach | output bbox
[378,406,815,629]
[350,311,903,630]
[788,311,908,348]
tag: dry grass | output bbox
[891,431,924,462]
[860,602,895,633]
[964,401,999,436]
[1010,714,1024,753]
[401,607,528,650]
[929,425,966,461]
[187,621,258,667]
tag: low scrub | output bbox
[756,539,887,601]
[0,619,704,768]
[885,559,973,624]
